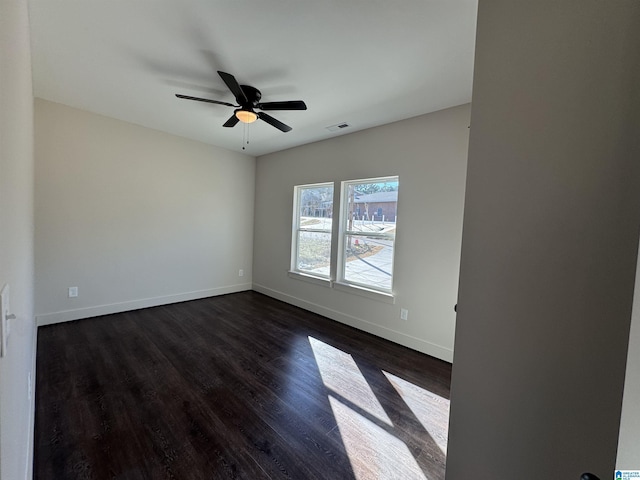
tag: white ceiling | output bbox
[28,0,478,157]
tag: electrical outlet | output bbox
[68,286,78,298]
[239,269,244,277]
[400,308,409,321]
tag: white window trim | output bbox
[289,176,399,304]
[287,270,332,287]
[333,280,396,304]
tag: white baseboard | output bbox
[252,283,453,363]
[35,283,252,326]
[35,283,454,362]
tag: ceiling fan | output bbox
[176,71,307,133]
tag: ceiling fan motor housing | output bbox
[239,85,261,107]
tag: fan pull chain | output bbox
[242,122,247,150]
[242,122,250,151]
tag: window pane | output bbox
[297,231,332,276]
[346,180,398,225]
[299,186,333,230]
[343,234,394,291]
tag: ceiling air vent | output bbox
[326,122,351,132]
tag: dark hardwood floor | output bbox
[34,291,451,480]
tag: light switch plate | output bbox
[1,283,10,357]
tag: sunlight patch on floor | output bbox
[329,395,427,480]
[382,371,450,454]
[309,336,391,425]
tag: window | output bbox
[290,176,399,300]
[338,177,399,293]
[291,183,334,278]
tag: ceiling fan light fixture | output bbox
[235,109,257,124]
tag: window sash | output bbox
[292,183,334,278]
[338,176,398,293]
[342,231,394,239]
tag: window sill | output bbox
[288,271,332,288]
[333,281,396,304]
[287,272,395,304]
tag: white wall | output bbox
[34,100,255,324]
[447,1,640,479]
[0,0,36,478]
[253,104,469,362]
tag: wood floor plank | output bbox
[35,291,451,479]
[138,307,351,479]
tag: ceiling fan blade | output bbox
[217,71,248,105]
[175,94,236,107]
[258,112,292,132]
[223,115,240,128]
[257,100,307,111]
